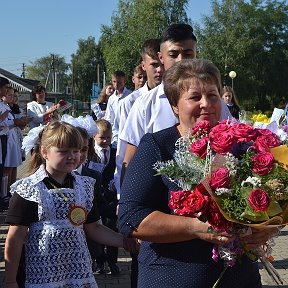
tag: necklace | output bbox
[49,181,87,226]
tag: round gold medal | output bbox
[68,205,87,226]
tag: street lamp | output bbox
[229,71,237,89]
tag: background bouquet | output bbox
[154,120,288,285]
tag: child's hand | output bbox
[123,237,140,254]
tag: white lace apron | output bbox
[10,166,98,288]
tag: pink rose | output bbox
[248,189,270,212]
[206,200,233,232]
[169,190,192,213]
[182,189,209,217]
[251,152,274,176]
[210,168,231,190]
[254,134,280,152]
[209,132,235,154]
[191,120,211,136]
[190,137,208,158]
[229,123,257,142]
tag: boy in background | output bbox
[131,64,147,90]
[105,71,132,148]
[89,119,119,275]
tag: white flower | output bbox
[215,188,232,196]
[241,176,261,187]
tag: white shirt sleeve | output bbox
[119,97,145,147]
[104,95,115,125]
[92,103,105,119]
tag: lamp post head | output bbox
[229,71,237,79]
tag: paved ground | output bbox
[0,158,287,287]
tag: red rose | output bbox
[209,132,234,154]
[191,120,211,136]
[210,168,231,190]
[254,134,280,152]
[206,200,233,232]
[255,128,274,137]
[169,190,192,213]
[229,123,257,142]
[58,99,66,106]
[248,189,270,212]
[251,152,274,176]
[210,122,231,134]
[182,189,209,217]
[190,137,208,158]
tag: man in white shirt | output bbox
[114,38,164,194]
[105,70,132,147]
[119,24,232,194]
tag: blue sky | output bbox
[0,0,212,76]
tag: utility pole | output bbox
[21,63,26,78]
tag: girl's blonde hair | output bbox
[29,121,83,174]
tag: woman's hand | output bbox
[194,222,235,246]
[47,104,59,114]
[123,237,141,254]
[240,226,280,249]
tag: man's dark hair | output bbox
[141,38,161,60]
[112,70,126,78]
[161,23,197,44]
[0,76,9,88]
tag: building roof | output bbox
[0,68,39,92]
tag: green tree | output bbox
[26,54,70,93]
[195,0,288,111]
[99,0,189,87]
[71,36,103,102]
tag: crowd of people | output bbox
[2,23,282,288]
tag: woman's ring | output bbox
[218,236,223,242]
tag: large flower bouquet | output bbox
[154,120,288,286]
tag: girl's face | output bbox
[42,146,81,178]
[2,88,14,104]
[79,138,89,165]
[36,90,46,103]
[0,84,9,97]
[105,85,114,96]
[172,78,221,132]
[222,92,233,104]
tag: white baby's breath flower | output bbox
[224,153,239,176]
[215,188,232,195]
[241,176,261,187]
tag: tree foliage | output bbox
[99,0,189,87]
[71,36,103,101]
[195,0,288,111]
[26,54,70,93]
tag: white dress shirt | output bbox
[94,144,111,165]
[113,83,149,194]
[104,87,132,146]
[27,101,54,129]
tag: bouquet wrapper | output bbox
[201,154,288,228]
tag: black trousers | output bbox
[0,135,8,196]
[96,216,118,265]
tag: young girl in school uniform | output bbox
[4,121,130,288]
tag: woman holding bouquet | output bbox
[118,59,278,288]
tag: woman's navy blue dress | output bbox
[119,126,262,288]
